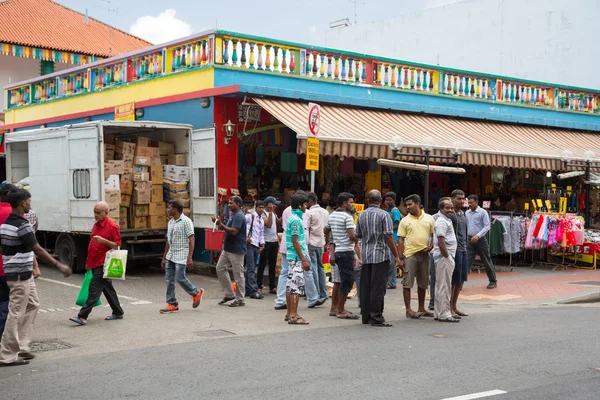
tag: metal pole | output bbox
[424,151,430,213]
[585,161,591,226]
[310,170,315,193]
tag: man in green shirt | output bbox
[285,194,310,325]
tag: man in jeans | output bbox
[244,201,265,300]
[466,195,498,289]
[306,192,329,303]
[325,192,359,320]
[214,196,247,307]
[257,197,280,294]
[383,192,402,289]
[159,200,205,314]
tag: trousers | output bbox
[433,255,455,320]
[257,242,278,290]
[360,261,388,324]
[79,267,123,319]
[216,250,246,300]
[467,237,497,283]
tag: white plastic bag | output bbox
[102,248,128,280]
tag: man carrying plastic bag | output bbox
[69,202,124,326]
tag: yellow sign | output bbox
[306,137,320,171]
[545,200,552,211]
[536,199,544,208]
[524,203,530,211]
[354,203,365,214]
[531,200,537,212]
[559,197,567,214]
[114,102,135,121]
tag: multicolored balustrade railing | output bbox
[129,50,164,82]
[375,63,439,93]
[58,70,89,97]
[219,38,297,74]
[92,60,127,90]
[440,73,495,100]
[168,38,212,73]
[302,52,367,83]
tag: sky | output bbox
[56,0,464,45]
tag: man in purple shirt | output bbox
[245,201,265,299]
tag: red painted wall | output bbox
[214,97,241,192]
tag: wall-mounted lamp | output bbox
[135,108,145,119]
[40,124,47,128]
[84,116,92,122]
[200,97,211,109]
[223,119,236,145]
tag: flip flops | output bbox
[288,316,309,325]
[69,317,86,326]
[337,313,359,320]
[105,314,124,321]
[408,312,424,319]
[439,317,460,323]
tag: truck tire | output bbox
[55,234,86,273]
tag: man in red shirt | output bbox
[69,202,124,325]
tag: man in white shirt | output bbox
[257,197,280,294]
[245,201,265,300]
[306,192,329,302]
[433,198,459,323]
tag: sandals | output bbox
[337,313,359,320]
[439,316,460,323]
[455,310,469,317]
[105,314,124,321]
[407,312,424,319]
[288,316,309,325]
[69,317,86,326]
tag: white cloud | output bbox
[129,9,192,45]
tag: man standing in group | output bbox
[1,189,72,366]
[450,190,469,317]
[383,192,402,289]
[245,201,265,300]
[257,197,279,295]
[285,194,311,325]
[466,195,497,289]
[433,198,460,323]
[398,194,435,319]
[69,201,123,326]
[306,192,329,303]
[356,190,400,327]
[214,196,247,307]
[274,190,323,310]
[159,200,204,314]
[325,192,359,320]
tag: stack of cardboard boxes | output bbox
[103,134,186,231]
[163,150,191,217]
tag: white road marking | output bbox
[38,277,142,302]
[441,390,507,400]
[131,300,153,305]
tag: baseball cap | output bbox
[264,196,281,205]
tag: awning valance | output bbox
[252,98,600,171]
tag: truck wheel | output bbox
[55,235,85,273]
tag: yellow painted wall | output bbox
[4,69,214,125]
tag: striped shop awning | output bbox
[252,98,600,170]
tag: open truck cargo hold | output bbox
[5,121,217,271]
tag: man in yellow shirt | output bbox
[398,194,435,319]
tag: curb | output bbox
[557,292,600,304]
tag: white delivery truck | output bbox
[5,120,217,271]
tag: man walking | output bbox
[69,201,123,326]
[466,195,498,289]
[159,200,205,314]
[398,194,435,319]
[306,192,329,303]
[1,189,71,366]
[257,197,280,295]
[245,201,265,300]
[433,199,460,323]
[451,190,469,317]
[356,190,400,327]
[214,196,247,307]
[285,194,311,325]
[325,192,359,320]
[383,192,402,289]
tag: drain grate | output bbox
[569,281,600,286]
[431,334,448,338]
[30,339,74,352]
[194,329,236,338]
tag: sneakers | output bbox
[160,304,180,314]
[248,292,264,300]
[228,299,245,307]
[219,296,235,305]
[192,288,205,308]
[486,282,498,289]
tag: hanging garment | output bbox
[533,214,545,239]
[578,190,586,210]
[488,219,506,256]
[339,157,354,176]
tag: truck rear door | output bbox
[189,127,217,228]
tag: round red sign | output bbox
[308,104,320,136]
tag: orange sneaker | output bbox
[159,304,180,314]
[192,288,204,309]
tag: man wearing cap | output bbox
[257,196,280,295]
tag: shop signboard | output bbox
[306,137,319,171]
[552,243,597,269]
[306,102,320,172]
[115,102,135,121]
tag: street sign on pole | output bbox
[306,103,320,192]
[307,102,320,137]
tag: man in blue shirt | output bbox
[213,196,248,307]
[384,192,401,289]
[466,195,498,289]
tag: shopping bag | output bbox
[75,270,102,307]
[103,248,128,280]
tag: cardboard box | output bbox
[160,155,169,165]
[135,146,160,158]
[132,188,151,204]
[130,216,147,229]
[118,217,128,230]
[149,202,166,216]
[104,174,120,190]
[105,160,125,175]
[115,152,135,165]
[115,141,135,156]
[134,181,152,190]
[136,136,149,147]
[166,191,189,200]
[104,144,115,160]
[182,208,192,217]
[119,179,133,195]
[163,179,188,193]
[148,214,167,229]
[168,154,186,166]
[122,166,133,182]
[150,156,162,166]
[149,140,159,148]
[180,198,190,208]
[104,134,115,145]
[163,165,190,182]
[108,205,119,221]
[134,156,152,166]
[105,189,121,205]
[132,204,149,217]
[120,194,131,207]
[159,142,175,155]
[120,207,128,218]
[150,165,163,184]
[133,166,149,182]
[151,185,163,203]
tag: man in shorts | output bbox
[285,194,311,325]
[398,194,435,319]
[450,190,469,318]
[325,192,358,320]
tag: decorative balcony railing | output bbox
[4,30,600,119]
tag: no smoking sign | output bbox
[307,102,320,136]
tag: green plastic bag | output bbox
[75,270,101,307]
